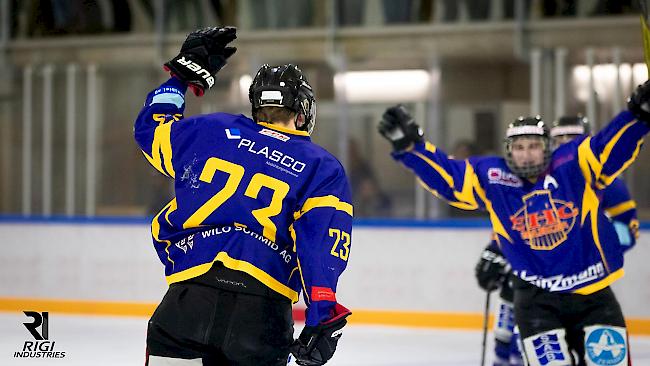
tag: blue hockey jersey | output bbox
[600,177,639,251]
[394,111,648,294]
[134,78,353,326]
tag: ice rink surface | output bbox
[1,313,650,366]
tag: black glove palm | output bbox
[628,80,650,125]
[475,245,510,292]
[290,305,351,366]
[164,27,237,96]
[378,105,424,152]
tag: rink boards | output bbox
[0,218,648,334]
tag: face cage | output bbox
[503,137,552,179]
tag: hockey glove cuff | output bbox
[378,104,424,152]
[290,303,351,366]
[164,26,237,97]
[628,79,650,126]
[475,244,510,292]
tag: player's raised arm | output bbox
[290,164,353,366]
[378,105,486,211]
[133,27,237,177]
[578,80,650,189]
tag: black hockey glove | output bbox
[164,26,237,97]
[475,245,510,292]
[378,104,424,152]
[290,304,351,366]
[628,80,650,125]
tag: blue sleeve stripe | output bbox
[150,93,185,108]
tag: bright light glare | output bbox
[334,70,431,103]
[239,74,253,102]
[572,63,648,103]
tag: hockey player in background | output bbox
[474,115,640,366]
[134,27,353,366]
[378,83,650,366]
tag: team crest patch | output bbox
[523,329,571,366]
[585,325,627,365]
[532,333,566,365]
[225,128,241,139]
[259,128,290,142]
[510,190,578,250]
[488,168,523,187]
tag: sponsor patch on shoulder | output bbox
[488,168,523,187]
[225,128,241,139]
[259,128,290,142]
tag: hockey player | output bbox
[134,27,352,366]
[550,115,639,252]
[378,84,650,366]
[474,115,640,366]
[475,235,523,366]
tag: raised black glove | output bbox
[290,304,351,366]
[378,104,424,152]
[474,244,510,292]
[164,26,237,97]
[627,80,650,125]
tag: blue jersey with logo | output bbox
[394,111,648,294]
[487,175,639,254]
[134,78,353,325]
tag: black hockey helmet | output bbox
[551,115,590,137]
[503,116,551,178]
[550,115,590,150]
[249,64,316,134]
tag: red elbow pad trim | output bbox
[311,286,336,302]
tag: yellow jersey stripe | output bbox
[598,120,636,166]
[152,199,176,267]
[258,122,310,136]
[578,138,602,225]
[574,269,624,295]
[141,150,169,177]
[473,179,513,243]
[155,122,175,178]
[412,150,455,189]
[294,195,353,221]
[164,198,177,226]
[452,161,480,209]
[599,139,644,187]
[165,253,300,303]
[417,179,477,210]
[605,200,637,218]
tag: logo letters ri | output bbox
[23,311,48,340]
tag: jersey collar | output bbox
[257,121,310,137]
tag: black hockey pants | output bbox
[146,262,294,366]
[512,278,627,366]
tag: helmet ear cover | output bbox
[249,64,317,134]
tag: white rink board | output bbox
[0,222,648,318]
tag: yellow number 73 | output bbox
[329,228,350,261]
[183,157,289,242]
